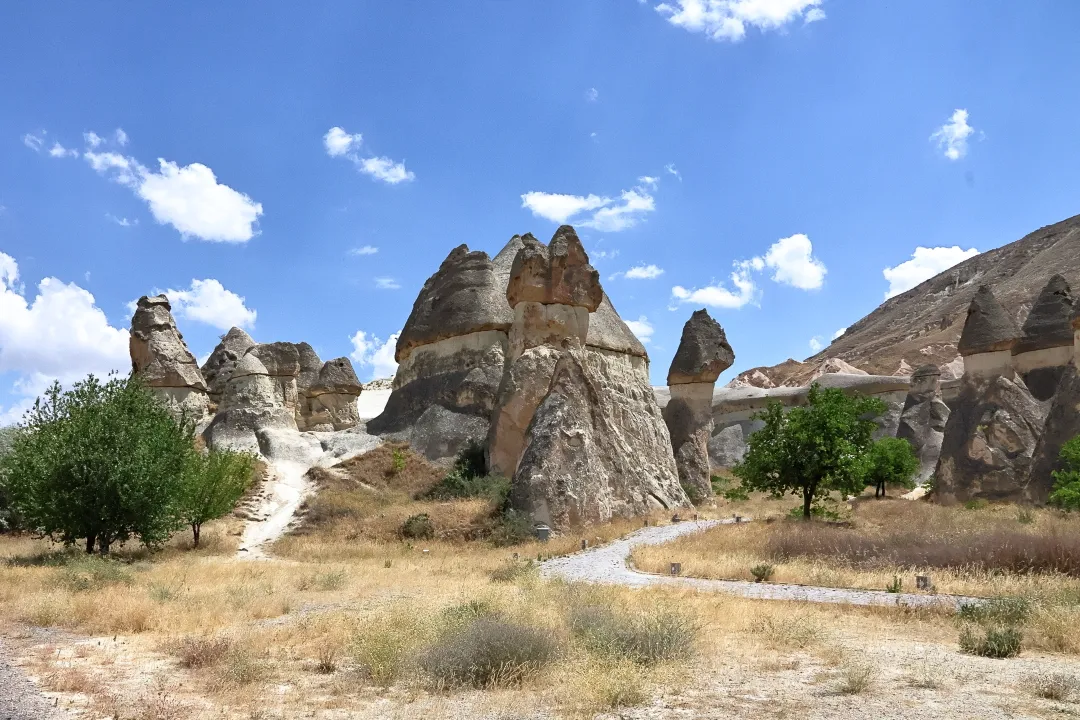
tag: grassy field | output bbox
[2,452,1080,718]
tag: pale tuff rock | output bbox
[204,352,298,454]
[1013,275,1075,401]
[896,364,951,483]
[663,310,734,500]
[510,347,689,527]
[305,356,363,431]
[934,289,1047,504]
[368,243,512,460]
[129,294,210,421]
[201,327,257,403]
[490,226,688,527]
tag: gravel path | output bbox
[0,638,58,720]
[540,518,978,609]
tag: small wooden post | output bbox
[916,575,932,591]
[734,515,742,524]
[670,562,682,576]
[581,539,588,550]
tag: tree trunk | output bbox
[802,486,813,519]
[192,523,201,548]
[85,534,96,554]
[98,537,111,555]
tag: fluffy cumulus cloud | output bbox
[521,175,665,233]
[761,233,827,290]
[324,126,415,185]
[374,277,401,290]
[624,316,655,345]
[30,128,263,242]
[622,264,665,280]
[931,109,975,161]
[670,232,826,309]
[350,330,399,380]
[0,252,129,423]
[655,0,825,42]
[882,245,980,299]
[158,279,257,331]
[349,245,379,256]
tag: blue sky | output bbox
[3,1,1080,421]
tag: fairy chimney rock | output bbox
[129,294,210,420]
[957,285,1019,377]
[1013,275,1075,400]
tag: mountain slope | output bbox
[733,213,1080,388]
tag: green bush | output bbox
[419,618,558,688]
[862,436,919,493]
[1049,436,1080,511]
[179,448,256,548]
[390,447,407,475]
[569,605,696,665]
[750,563,775,582]
[885,576,902,593]
[957,596,1032,626]
[400,513,435,540]
[489,509,535,546]
[0,376,195,553]
[423,442,509,505]
[959,625,1022,658]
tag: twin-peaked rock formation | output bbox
[129,296,363,458]
[662,310,735,500]
[372,226,688,527]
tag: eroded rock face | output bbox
[305,357,363,431]
[958,285,1020,357]
[129,294,210,421]
[1027,364,1080,503]
[1013,275,1074,401]
[663,310,734,501]
[201,327,257,403]
[368,243,513,460]
[896,364,951,483]
[510,347,688,527]
[204,352,297,454]
[490,226,688,527]
[933,373,1048,504]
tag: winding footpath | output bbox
[540,518,979,609]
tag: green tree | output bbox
[863,437,920,498]
[0,375,194,553]
[180,448,257,547]
[732,383,885,519]
[1049,436,1080,511]
[0,426,20,531]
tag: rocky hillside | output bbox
[732,212,1080,388]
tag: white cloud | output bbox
[832,327,846,340]
[158,279,257,330]
[115,128,129,146]
[84,131,104,149]
[585,87,599,102]
[136,160,263,242]
[0,252,129,422]
[624,264,665,280]
[374,277,401,290]
[671,262,758,309]
[359,156,415,184]
[931,109,975,161]
[655,0,824,42]
[324,126,415,185]
[22,133,44,152]
[761,233,826,290]
[521,177,659,233]
[48,142,79,158]
[809,336,823,352]
[105,213,137,227]
[624,316,655,344]
[349,245,379,256]
[324,127,362,157]
[350,330,399,380]
[882,245,980,299]
[590,247,620,262]
[665,163,681,180]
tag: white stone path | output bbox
[540,518,979,609]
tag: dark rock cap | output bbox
[1015,274,1074,354]
[506,226,603,311]
[957,285,1020,356]
[395,244,515,362]
[667,309,735,385]
[247,342,301,377]
[312,357,362,396]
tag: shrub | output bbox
[1017,508,1035,525]
[0,376,195,553]
[390,448,407,475]
[1028,671,1078,701]
[862,437,919,494]
[179,448,256,548]
[315,647,337,674]
[747,612,825,649]
[441,599,498,625]
[489,559,536,583]
[352,612,430,685]
[958,625,1022,658]
[957,596,1032,626]
[489,508,535,546]
[400,513,434,540]
[750,563,775,582]
[569,605,696,665]
[834,661,875,694]
[885,576,902,593]
[419,618,557,688]
[1049,436,1080,511]
[175,635,232,669]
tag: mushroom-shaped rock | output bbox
[506,226,602,311]
[666,309,735,386]
[204,352,298,454]
[306,357,363,431]
[663,309,735,501]
[1014,275,1075,400]
[957,285,1020,357]
[201,327,257,402]
[129,294,210,421]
